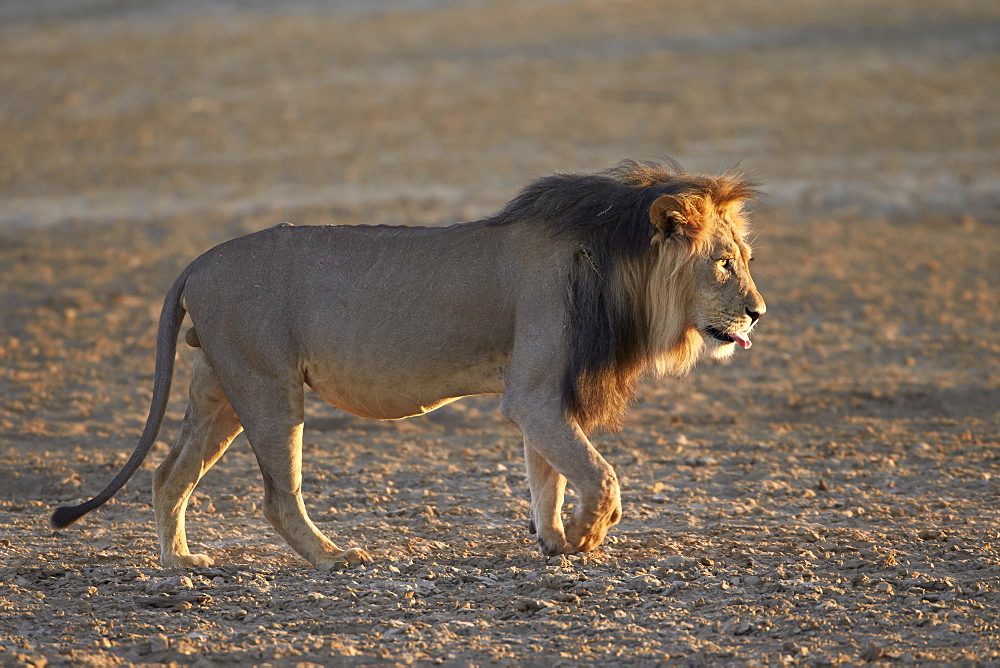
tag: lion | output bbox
[51,160,765,569]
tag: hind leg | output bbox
[233,379,370,570]
[153,352,243,568]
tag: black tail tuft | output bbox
[51,505,85,530]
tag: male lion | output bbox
[52,161,765,569]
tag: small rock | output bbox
[147,576,193,594]
[149,635,170,653]
[539,574,573,589]
[513,597,554,612]
[628,575,662,593]
[797,529,822,543]
[684,456,717,467]
[382,624,412,640]
[138,592,211,610]
[860,641,884,662]
[657,555,698,572]
[875,582,893,594]
[963,582,984,595]
[721,616,752,636]
[918,529,944,541]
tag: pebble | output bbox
[149,635,170,653]
[628,575,663,593]
[684,456,718,467]
[383,624,413,639]
[146,576,193,594]
[513,597,554,612]
[860,641,884,662]
[722,616,752,636]
[657,555,698,572]
[547,555,569,567]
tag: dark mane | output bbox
[489,160,756,432]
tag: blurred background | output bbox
[2,0,997,232]
[1,3,998,663]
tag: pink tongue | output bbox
[730,332,752,349]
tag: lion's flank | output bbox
[490,160,757,433]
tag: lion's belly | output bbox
[303,356,508,420]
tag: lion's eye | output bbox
[718,258,733,271]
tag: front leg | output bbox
[564,471,623,553]
[504,393,622,555]
[524,442,570,555]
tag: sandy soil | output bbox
[1,1,999,665]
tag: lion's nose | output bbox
[746,307,763,324]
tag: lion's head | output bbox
[646,183,766,372]
[491,160,765,433]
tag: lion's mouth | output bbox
[704,326,752,349]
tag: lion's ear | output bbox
[648,194,708,245]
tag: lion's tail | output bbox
[51,265,192,530]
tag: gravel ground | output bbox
[1,0,998,665]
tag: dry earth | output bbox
[1,1,999,665]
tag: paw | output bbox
[565,519,605,552]
[535,526,572,556]
[537,536,573,557]
[530,516,572,555]
[316,547,372,570]
[161,552,214,569]
[565,508,620,553]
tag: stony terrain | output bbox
[1,1,998,665]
